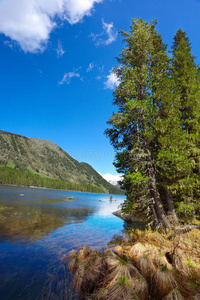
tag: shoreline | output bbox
[0,183,125,196]
[68,227,200,299]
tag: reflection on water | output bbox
[0,185,125,299]
[0,204,93,242]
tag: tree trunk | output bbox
[146,150,171,229]
[165,190,179,225]
[148,178,171,229]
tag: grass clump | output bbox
[68,228,200,299]
[162,288,184,300]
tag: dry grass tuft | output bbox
[71,263,87,293]
[68,228,200,299]
[105,251,141,283]
[152,267,177,298]
[93,278,141,300]
[155,256,173,271]
[162,288,184,300]
[129,242,147,260]
[70,248,106,295]
[94,252,148,300]
[137,255,156,278]
[173,254,190,276]
[194,293,200,300]
[77,246,91,260]
[68,256,79,274]
[127,228,170,249]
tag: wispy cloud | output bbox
[86,62,95,72]
[4,40,13,49]
[0,0,103,53]
[56,40,65,58]
[91,19,117,47]
[104,70,120,90]
[58,69,82,85]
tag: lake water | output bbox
[0,185,126,299]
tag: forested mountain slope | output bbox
[0,131,124,194]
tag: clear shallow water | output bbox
[0,185,125,299]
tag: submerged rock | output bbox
[112,209,134,222]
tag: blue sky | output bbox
[0,0,199,176]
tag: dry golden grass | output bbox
[68,228,200,300]
[162,288,184,300]
[129,242,147,260]
[194,293,200,300]
[137,256,156,278]
[68,256,79,274]
[93,250,148,300]
[68,247,107,295]
[152,268,178,298]
[154,256,173,271]
[77,246,91,260]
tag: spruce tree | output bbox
[106,20,200,227]
[170,29,200,219]
[172,29,200,135]
[106,19,173,228]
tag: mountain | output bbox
[0,130,124,194]
[100,173,122,188]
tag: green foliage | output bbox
[118,275,129,286]
[106,19,200,226]
[159,264,168,271]
[106,18,173,226]
[119,258,127,265]
[165,29,200,204]
[175,199,199,221]
[0,166,105,194]
[186,258,195,268]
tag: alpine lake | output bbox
[0,185,126,299]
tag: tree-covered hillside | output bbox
[0,131,124,195]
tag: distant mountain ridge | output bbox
[100,173,122,188]
[0,130,124,194]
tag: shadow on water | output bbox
[123,219,147,231]
[107,219,147,248]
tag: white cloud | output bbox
[56,40,65,57]
[86,62,95,72]
[0,0,103,53]
[91,19,117,46]
[104,70,120,89]
[58,70,81,85]
[63,0,102,24]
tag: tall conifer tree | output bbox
[106,20,200,227]
[170,29,200,219]
[106,19,174,228]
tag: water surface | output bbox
[0,185,125,299]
